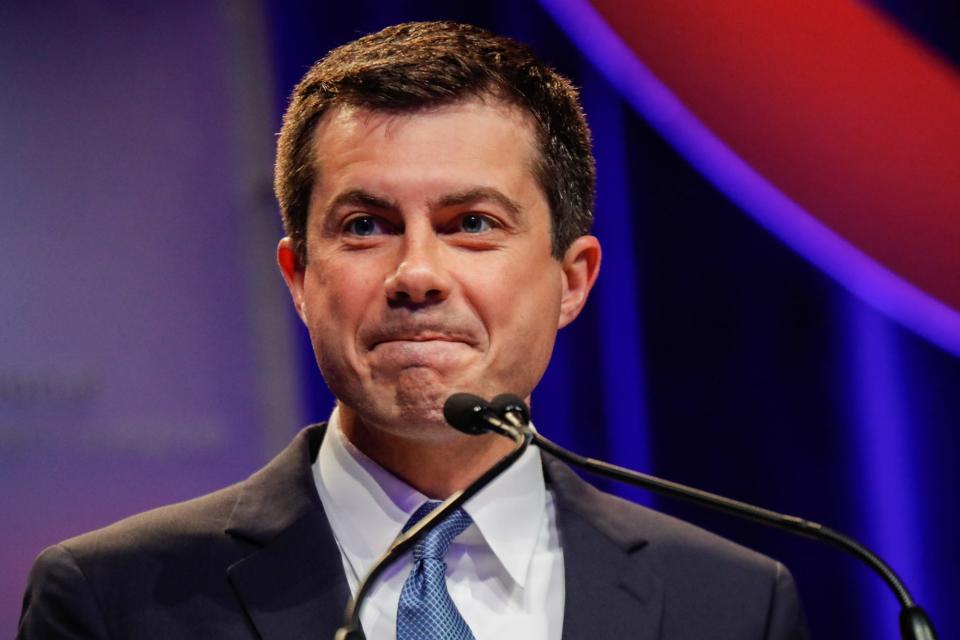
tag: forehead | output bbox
[308,98,542,189]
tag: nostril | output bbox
[387,287,446,310]
[387,290,411,309]
[384,256,451,307]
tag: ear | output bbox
[277,237,307,324]
[558,235,602,329]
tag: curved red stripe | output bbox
[590,0,960,313]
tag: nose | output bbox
[384,232,453,307]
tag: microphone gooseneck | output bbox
[486,394,936,640]
[490,394,529,424]
[333,397,532,640]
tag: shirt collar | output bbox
[312,406,547,588]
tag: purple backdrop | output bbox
[0,3,299,634]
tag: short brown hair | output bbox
[274,21,595,262]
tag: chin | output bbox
[386,370,480,437]
[339,367,492,441]
[393,384,446,426]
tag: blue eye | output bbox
[345,216,381,236]
[460,214,492,234]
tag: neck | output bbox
[337,405,515,499]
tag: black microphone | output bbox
[443,392,514,436]
[486,394,937,640]
[333,395,532,640]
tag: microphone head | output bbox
[490,394,530,424]
[443,393,493,435]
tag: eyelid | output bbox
[342,213,397,236]
[453,212,501,231]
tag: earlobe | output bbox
[277,237,307,323]
[558,235,602,329]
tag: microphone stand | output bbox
[491,402,936,640]
[333,421,532,640]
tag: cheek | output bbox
[301,262,383,381]
[305,259,380,313]
[301,261,385,359]
[483,264,563,352]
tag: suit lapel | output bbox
[224,424,351,640]
[545,456,664,640]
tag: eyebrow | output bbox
[432,188,522,218]
[326,189,401,217]
[320,186,525,231]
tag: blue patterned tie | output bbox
[396,501,476,640]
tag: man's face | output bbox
[279,98,599,441]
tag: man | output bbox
[18,21,808,639]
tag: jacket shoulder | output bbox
[18,483,252,639]
[58,482,246,561]
[546,454,782,574]
[545,456,809,639]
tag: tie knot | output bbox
[404,500,473,560]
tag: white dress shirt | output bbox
[312,408,564,639]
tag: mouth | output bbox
[367,336,474,370]
[364,320,479,352]
[371,333,468,348]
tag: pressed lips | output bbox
[361,318,480,353]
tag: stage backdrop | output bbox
[0,2,301,633]
[2,2,958,639]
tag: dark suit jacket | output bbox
[18,424,808,639]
